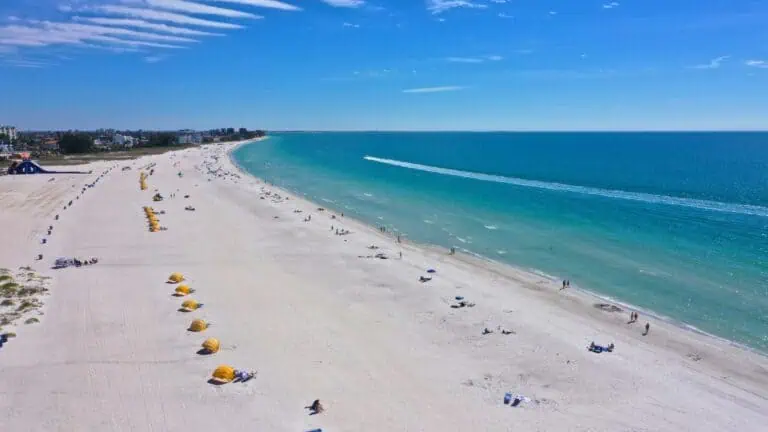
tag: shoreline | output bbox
[227,140,765,358]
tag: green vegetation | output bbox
[144,132,179,147]
[1,282,19,296]
[59,133,94,154]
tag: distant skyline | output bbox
[1,1,767,131]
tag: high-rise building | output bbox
[0,125,17,141]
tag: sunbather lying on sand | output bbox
[588,342,615,353]
[233,369,256,382]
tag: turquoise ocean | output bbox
[232,132,768,352]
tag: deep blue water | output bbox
[233,132,768,351]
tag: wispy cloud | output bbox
[447,56,483,63]
[427,1,487,14]
[322,0,365,7]
[206,0,301,11]
[342,22,360,28]
[0,23,188,49]
[74,17,223,36]
[96,6,247,29]
[38,22,198,43]
[446,55,502,63]
[745,60,768,69]
[4,58,56,68]
[1,0,302,63]
[692,55,729,69]
[144,55,165,63]
[143,0,259,19]
[602,2,620,9]
[498,13,512,19]
[403,85,464,93]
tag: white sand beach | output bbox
[1,142,767,432]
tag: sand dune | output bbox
[0,144,766,432]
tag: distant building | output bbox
[177,133,202,145]
[41,138,59,151]
[0,125,17,141]
[112,134,135,148]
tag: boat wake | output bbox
[363,156,768,218]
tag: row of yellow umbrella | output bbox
[140,171,148,191]
[144,206,161,232]
[166,273,232,381]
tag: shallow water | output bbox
[233,132,768,351]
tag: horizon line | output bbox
[12,129,768,133]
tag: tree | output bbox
[59,133,94,154]
[146,133,177,147]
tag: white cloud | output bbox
[427,1,487,14]
[74,17,223,36]
[403,86,464,93]
[342,22,360,28]
[0,23,187,49]
[446,55,502,63]
[603,2,619,9]
[497,13,512,18]
[7,16,20,22]
[40,22,198,43]
[745,59,768,69]
[5,59,54,68]
[692,55,729,69]
[144,0,259,19]
[321,0,365,7]
[144,55,165,63]
[206,0,301,11]
[489,0,507,3]
[447,56,483,63]
[549,11,557,15]
[97,6,247,28]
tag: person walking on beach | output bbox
[643,322,650,336]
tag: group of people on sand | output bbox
[561,279,571,290]
[334,228,351,236]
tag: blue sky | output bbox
[0,0,767,131]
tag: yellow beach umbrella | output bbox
[174,285,193,296]
[180,299,201,312]
[211,365,234,382]
[168,272,184,283]
[189,319,208,332]
[201,338,220,354]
